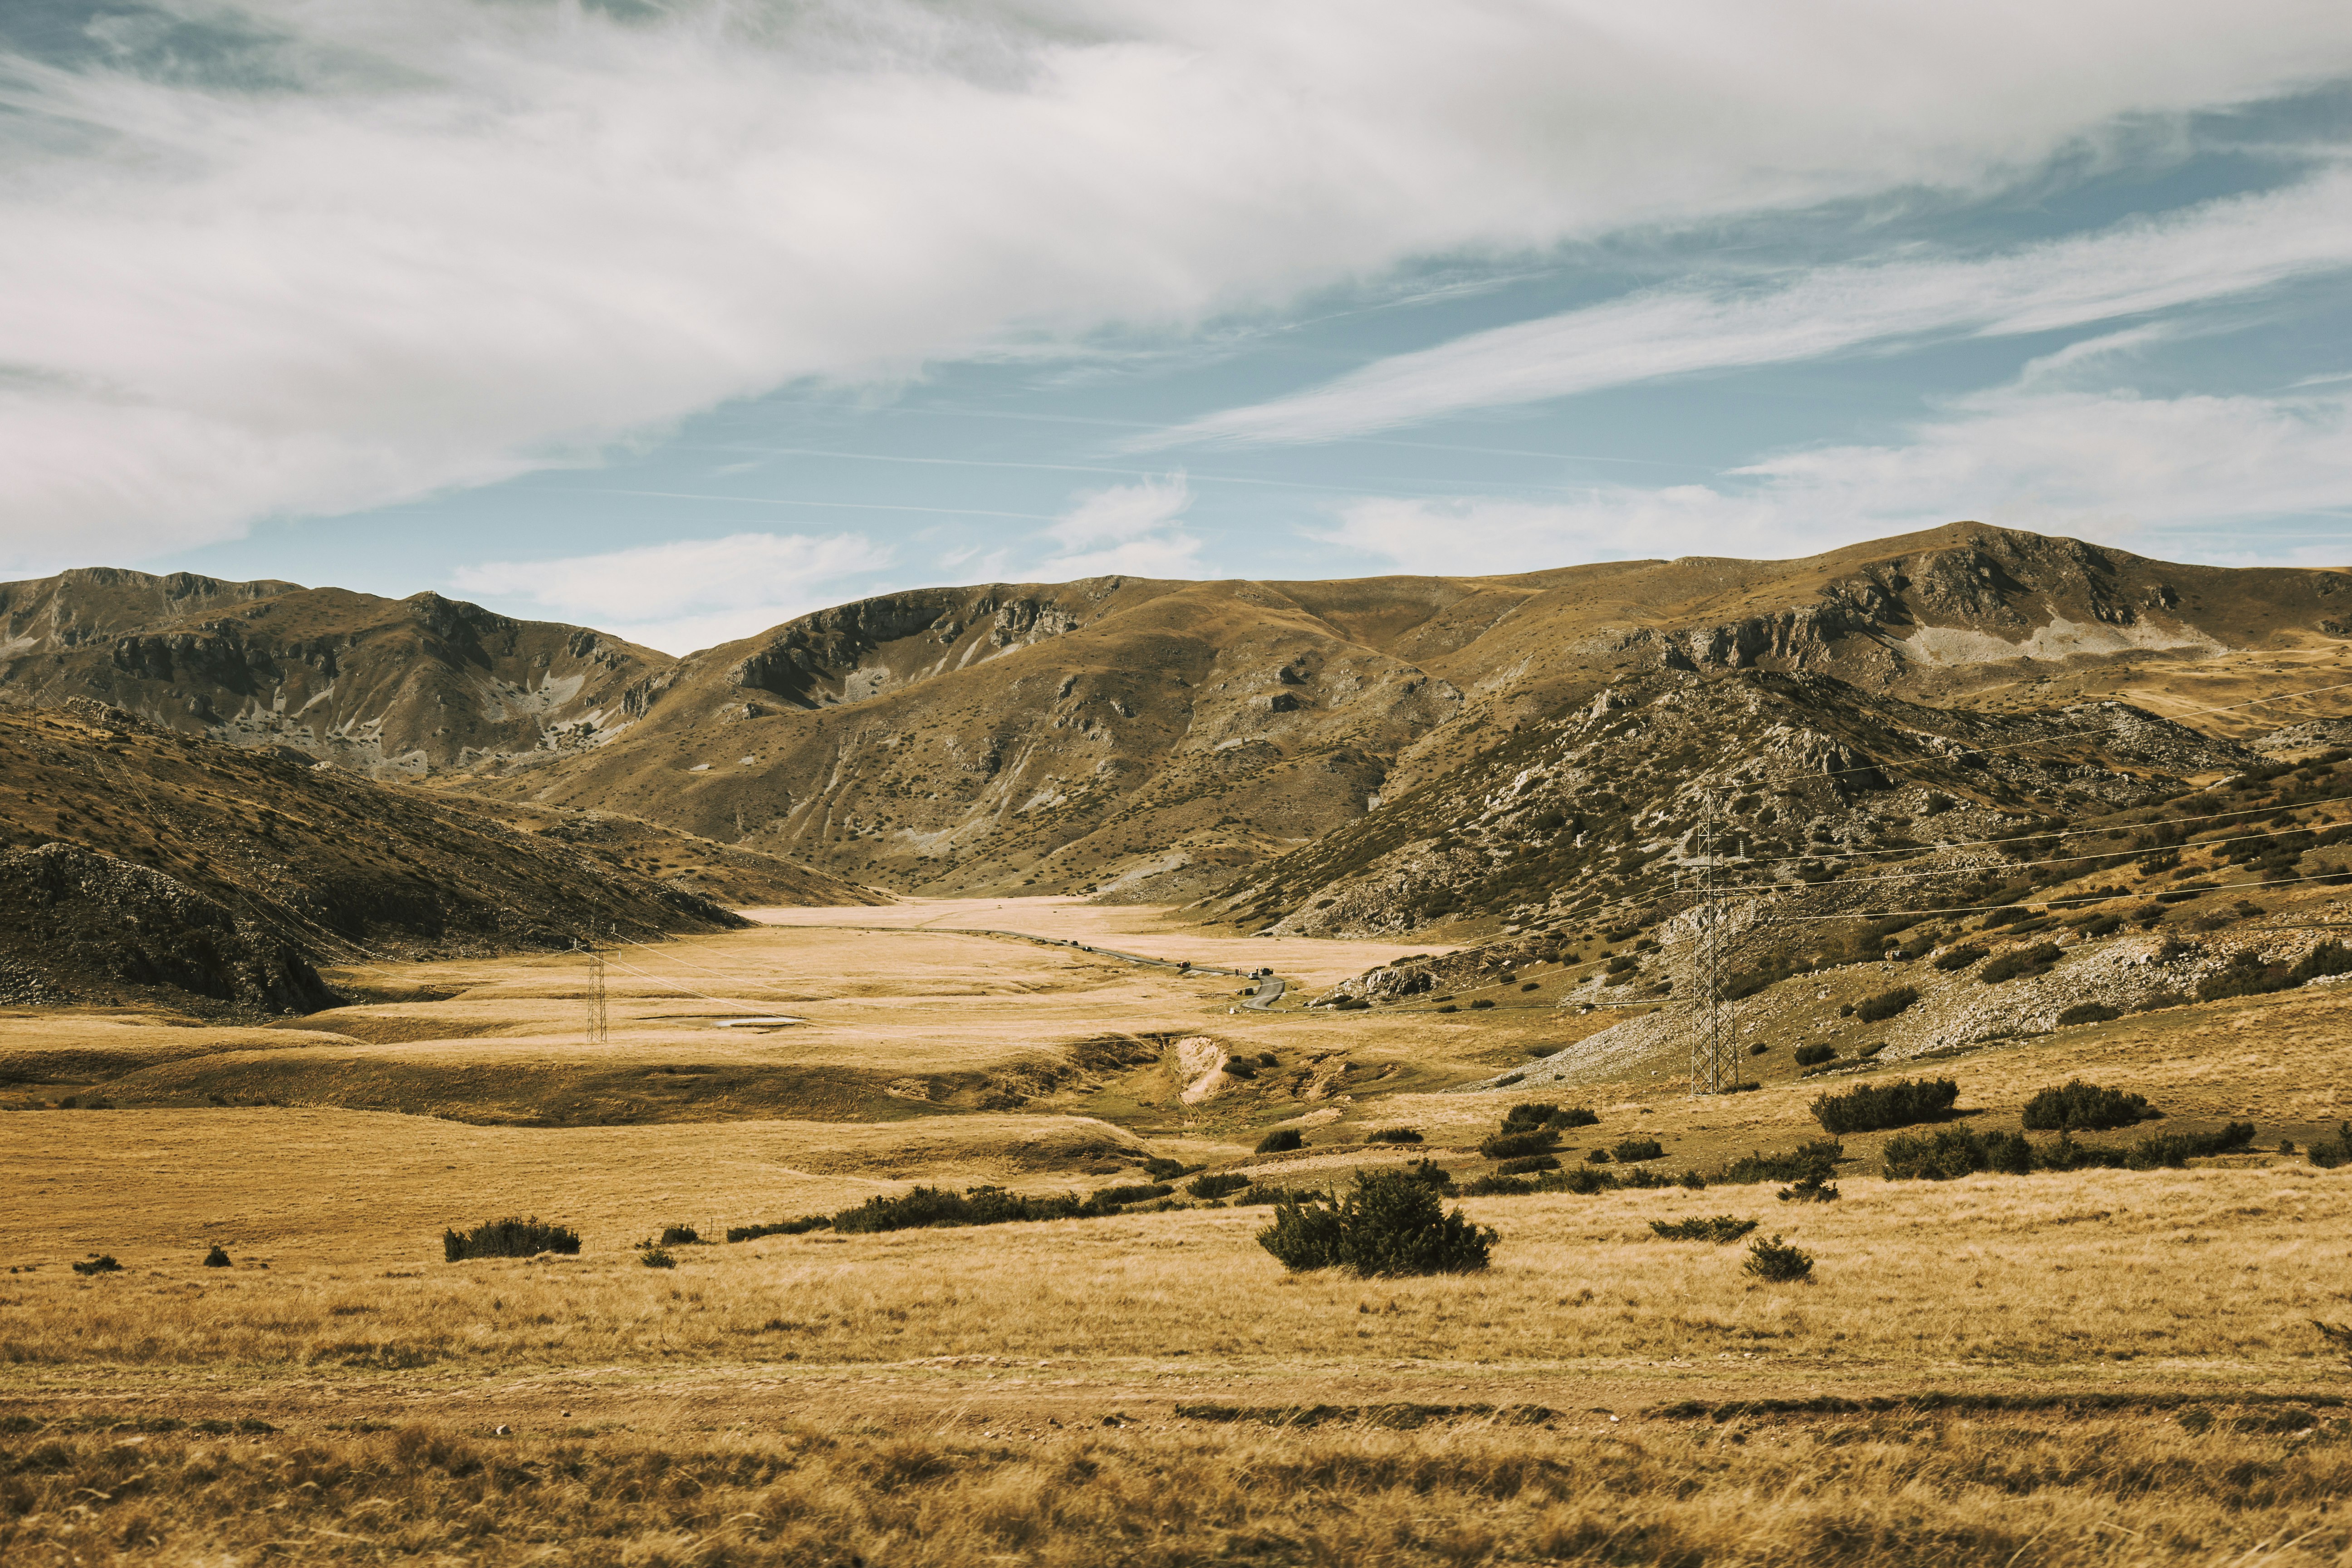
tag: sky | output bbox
[4,2,2352,655]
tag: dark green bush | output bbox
[726,1216,831,1241]
[1585,1148,1612,1164]
[1718,1139,1843,1186]
[831,1185,1094,1234]
[1882,1126,2034,1180]
[1793,1043,1836,1067]
[1749,1043,1771,1056]
[1470,999,1495,1010]
[1463,1173,1538,1196]
[1501,1103,1558,1130]
[1479,1130,1557,1161]
[1088,1183,1174,1210]
[2056,1003,2123,1027]
[1932,945,1986,971]
[2308,1124,2352,1170]
[202,1245,231,1268]
[1811,1078,1960,1134]
[2074,914,2124,937]
[1142,1156,1191,1181]
[1981,943,2062,984]
[1612,1137,1664,1162]
[1744,1235,1814,1283]
[1187,1172,1253,1200]
[638,1246,677,1269]
[1496,1155,1559,1175]
[658,1224,703,1246]
[443,1217,582,1263]
[1256,1172,1496,1276]
[1436,1004,1458,1013]
[1255,1128,1304,1154]
[1547,1107,1600,1129]
[2197,940,2352,1002]
[2021,1079,2156,1132]
[71,1255,122,1276]
[1363,1127,1424,1144]
[2127,1122,2256,1168]
[1649,1215,1756,1244]
[1856,985,1918,1023]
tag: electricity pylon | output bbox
[1689,792,1740,1095]
[584,928,608,1048]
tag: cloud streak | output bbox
[1160,169,2352,447]
[1315,385,2352,573]
[6,0,2352,569]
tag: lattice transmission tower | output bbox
[583,928,608,1048]
[1688,791,1742,1095]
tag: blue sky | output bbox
[4,2,2351,654]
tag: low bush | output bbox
[1778,1173,1839,1203]
[1436,1004,1458,1014]
[1548,1107,1600,1129]
[1649,1215,1756,1244]
[1719,1140,1843,1186]
[1495,1155,1559,1175]
[71,1255,122,1276]
[1089,1183,1174,1210]
[1744,1235,1814,1283]
[1932,945,1987,971]
[1478,1130,1557,1161]
[1470,999,1495,1010]
[2197,940,2352,1002]
[2074,914,2124,937]
[1255,1128,1304,1154]
[1232,1184,1333,1208]
[658,1224,704,1247]
[1856,985,1919,1023]
[2022,1079,2157,1132]
[1256,1171,1496,1276]
[1811,1078,1959,1135]
[443,1217,582,1263]
[1363,1127,1424,1144]
[1749,1043,1771,1056]
[1187,1172,1252,1200]
[725,1216,830,1242]
[832,1186,1084,1234]
[202,1245,231,1268]
[638,1247,677,1269]
[1793,1043,1836,1067]
[2308,1124,2352,1170]
[1142,1156,1191,1181]
[1501,1103,1558,1130]
[1585,1148,1612,1164]
[1612,1137,1664,1162]
[2033,1122,2257,1171]
[1981,943,2062,984]
[2055,1003,2122,1027]
[1882,1126,2034,1180]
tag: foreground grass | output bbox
[5,1410,2350,1566]
[4,1166,2345,1375]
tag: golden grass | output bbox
[5,1403,2351,1565]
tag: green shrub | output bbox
[2074,914,2124,937]
[1749,1043,1770,1056]
[1256,1172,1496,1276]
[638,1247,677,1269]
[1811,1078,1960,1134]
[1470,999,1495,1010]
[443,1217,582,1263]
[1649,1215,1756,1244]
[1793,1043,1836,1067]
[831,1185,1091,1234]
[658,1224,703,1247]
[2021,1079,2156,1132]
[1856,985,1918,1023]
[202,1245,231,1269]
[1255,1128,1304,1154]
[1496,1155,1559,1175]
[1463,1173,1538,1196]
[1744,1235,1814,1283]
[2127,1122,2256,1168]
[1612,1137,1664,1162]
[71,1255,122,1276]
[1585,1148,1612,1164]
[1142,1156,1191,1181]
[2198,940,2352,1002]
[1188,1172,1253,1200]
[1719,1139,1843,1186]
[1088,1183,1174,1210]
[1882,1126,2034,1180]
[1932,945,1986,970]
[2308,1124,2352,1170]
[1233,1184,1334,1208]
[726,1216,831,1241]
[1981,943,2062,984]
[1363,1127,1424,1144]
[1436,1004,1458,1013]
[1479,1130,1557,1161]
[1501,1103,1558,1130]
[2056,1003,2122,1027]
[1547,1107,1600,1129]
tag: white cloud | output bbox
[1159,170,2352,446]
[1315,386,2352,573]
[451,530,891,654]
[7,0,2352,565]
[1036,474,1202,578]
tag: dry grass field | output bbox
[8,899,2352,1563]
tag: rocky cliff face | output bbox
[0,569,667,775]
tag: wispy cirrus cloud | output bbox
[1036,474,1203,578]
[451,531,892,654]
[1314,383,2352,574]
[1157,168,2352,448]
[8,0,2352,571]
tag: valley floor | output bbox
[5,901,2352,1563]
